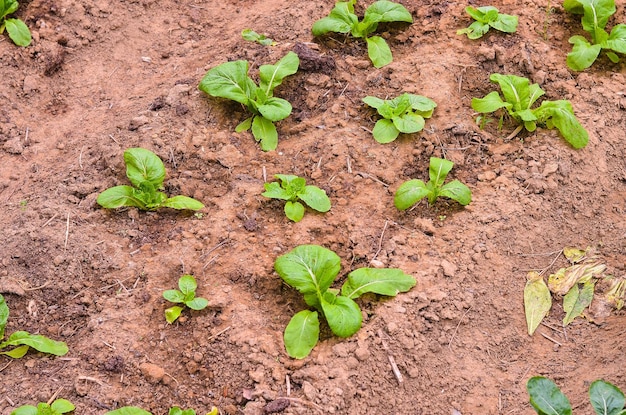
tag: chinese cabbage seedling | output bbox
[0,294,68,358]
[312,0,413,68]
[457,6,518,39]
[262,174,331,222]
[394,157,471,210]
[471,73,588,149]
[11,399,75,415]
[97,148,204,211]
[242,29,275,46]
[198,51,299,151]
[362,93,436,143]
[275,245,416,358]
[563,0,626,71]
[163,275,209,324]
[0,0,31,46]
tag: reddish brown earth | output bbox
[1,0,625,414]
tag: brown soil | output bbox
[1,0,625,414]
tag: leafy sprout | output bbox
[163,275,209,324]
[0,0,31,46]
[457,6,518,39]
[261,174,331,222]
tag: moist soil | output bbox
[1,0,625,414]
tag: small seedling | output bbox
[471,73,589,149]
[275,244,416,358]
[563,0,626,71]
[457,6,518,39]
[0,294,68,358]
[97,148,204,211]
[0,0,31,46]
[11,399,75,415]
[312,0,413,68]
[163,275,209,324]
[362,93,436,143]
[394,157,471,210]
[527,376,626,415]
[262,174,331,222]
[199,51,299,151]
[105,407,219,415]
[241,29,275,46]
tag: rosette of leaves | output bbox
[97,148,204,211]
[471,73,589,149]
[261,174,331,222]
[0,294,68,358]
[362,93,436,143]
[456,6,518,39]
[0,0,31,46]
[312,0,413,68]
[198,51,299,151]
[394,157,472,209]
[163,275,209,324]
[275,245,416,358]
[10,399,75,415]
[563,0,626,71]
[241,29,275,46]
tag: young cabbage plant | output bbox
[563,0,626,71]
[241,29,275,46]
[163,275,209,324]
[527,376,626,415]
[394,157,471,210]
[97,148,204,211]
[275,245,416,359]
[457,6,518,39]
[471,73,589,149]
[0,0,31,46]
[312,0,413,68]
[0,294,68,359]
[199,51,299,151]
[11,399,75,415]
[362,93,436,143]
[262,174,331,222]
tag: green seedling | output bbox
[163,275,209,324]
[242,29,275,46]
[105,407,219,415]
[362,93,437,143]
[97,148,204,211]
[199,51,299,151]
[394,157,471,210]
[275,244,416,359]
[312,0,413,68]
[563,0,626,71]
[457,6,518,39]
[11,399,75,415]
[0,294,68,358]
[527,376,626,415]
[262,174,331,222]
[471,73,589,149]
[0,0,31,46]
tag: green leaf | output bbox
[161,195,204,211]
[178,275,197,297]
[97,185,147,209]
[342,268,416,299]
[124,148,166,188]
[262,181,292,200]
[298,186,331,212]
[235,117,253,132]
[406,94,437,113]
[392,113,424,134]
[527,377,572,415]
[284,201,305,222]
[284,310,320,359]
[258,51,299,96]
[257,97,292,121]
[428,157,453,188]
[0,293,8,339]
[312,2,358,36]
[199,60,257,105]
[489,73,537,112]
[394,179,429,210]
[163,289,185,303]
[439,180,472,205]
[320,291,362,338]
[578,0,615,33]
[605,24,626,54]
[362,1,412,25]
[372,118,400,143]
[457,21,490,39]
[241,29,275,46]
[564,0,584,14]
[366,35,393,68]
[567,35,602,71]
[105,407,153,415]
[589,380,626,415]
[51,399,75,414]
[2,0,20,17]
[274,245,341,296]
[465,6,495,22]
[490,13,518,33]
[524,272,552,335]
[10,405,38,415]
[251,115,278,151]
[471,91,510,114]
[185,297,209,311]
[0,331,68,356]
[535,100,589,149]
[5,18,30,46]
[563,280,595,326]
[1,344,29,358]
[165,306,183,324]
[362,96,386,109]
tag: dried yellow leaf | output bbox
[524,272,552,335]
